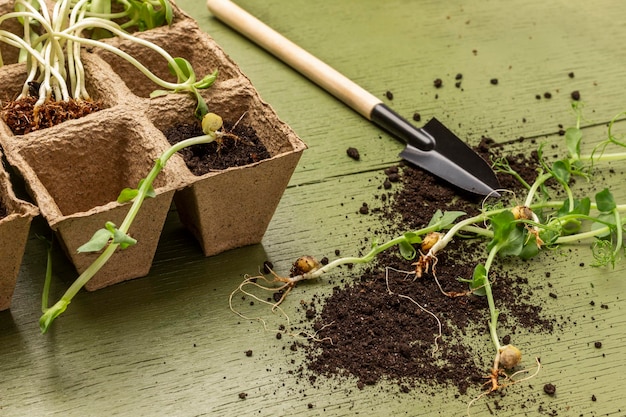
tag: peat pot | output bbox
[0,151,38,311]
[0,54,186,290]
[0,0,305,291]
[96,9,306,257]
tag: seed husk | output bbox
[421,232,443,252]
[498,344,522,369]
[291,255,321,276]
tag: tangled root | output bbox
[2,97,103,135]
[467,356,542,416]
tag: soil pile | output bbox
[299,139,557,394]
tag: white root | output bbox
[384,267,443,356]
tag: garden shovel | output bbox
[206,0,501,196]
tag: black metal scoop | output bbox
[207,0,501,196]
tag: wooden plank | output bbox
[1,1,626,416]
[3,124,626,416]
[189,0,626,186]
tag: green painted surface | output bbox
[1,1,626,416]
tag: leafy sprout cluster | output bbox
[0,0,228,330]
[230,102,626,407]
[0,0,215,118]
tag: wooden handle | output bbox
[206,0,382,119]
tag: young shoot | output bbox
[39,113,226,333]
[232,104,626,405]
[85,0,174,35]
[1,0,215,132]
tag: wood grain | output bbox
[1,1,625,416]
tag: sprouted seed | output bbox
[226,103,626,413]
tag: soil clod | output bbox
[346,147,360,161]
[543,383,556,396]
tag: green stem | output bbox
[39,133,217,333]
[523,172,553,207]
[63,19,192,89]
[309,222,445,278]
[612,209,623,258]
[483,245,501,351]
[41,239,53,313]
[578,152,626,162]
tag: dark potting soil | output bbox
[0,201,7,220]
[164,120,271,175]
[1,96,103,135]
[294,138,559,396]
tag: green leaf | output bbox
[398,238,417,260]
[427,210,444,227]
[118,187,139,203]
[149,89,170,98]
[487,210,516,252]
[471,264,487,296]
[497,226,525,257]
[193,89,209,119]
[118,180,155,203]
[427,209,466,229]
[565,127,583,159]
[591,213,616,238]
[555,197,590,235]
[160,0,173,25]
[139,2,159,30]
[519,237,540,259]
[551,160,571,184]
[112,228,137,249]
[561,218,582,235]
[438,211,466,228]
[77,228,112,253]
[137,179,156,198]
[459,264,487,296]
[595,188,616,212]
[194,70,219,90]
[168,57,195,83]
[573,197,591,216]
[403,231,422,245]
[556,197,590,217]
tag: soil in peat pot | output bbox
[2,95,103,135]
[164,120,271,175]
[0,201,7,220]
[284,138,566,406]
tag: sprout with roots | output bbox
[1,0,216,133]
[230,105,626,412]
[39,112,228,332]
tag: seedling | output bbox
[0,0,216,132]
[231,104,626,409]
[39,113,225,332]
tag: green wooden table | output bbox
[2,1,626,415]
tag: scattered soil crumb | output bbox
[543,383,556,396]
[346,147,360,161]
